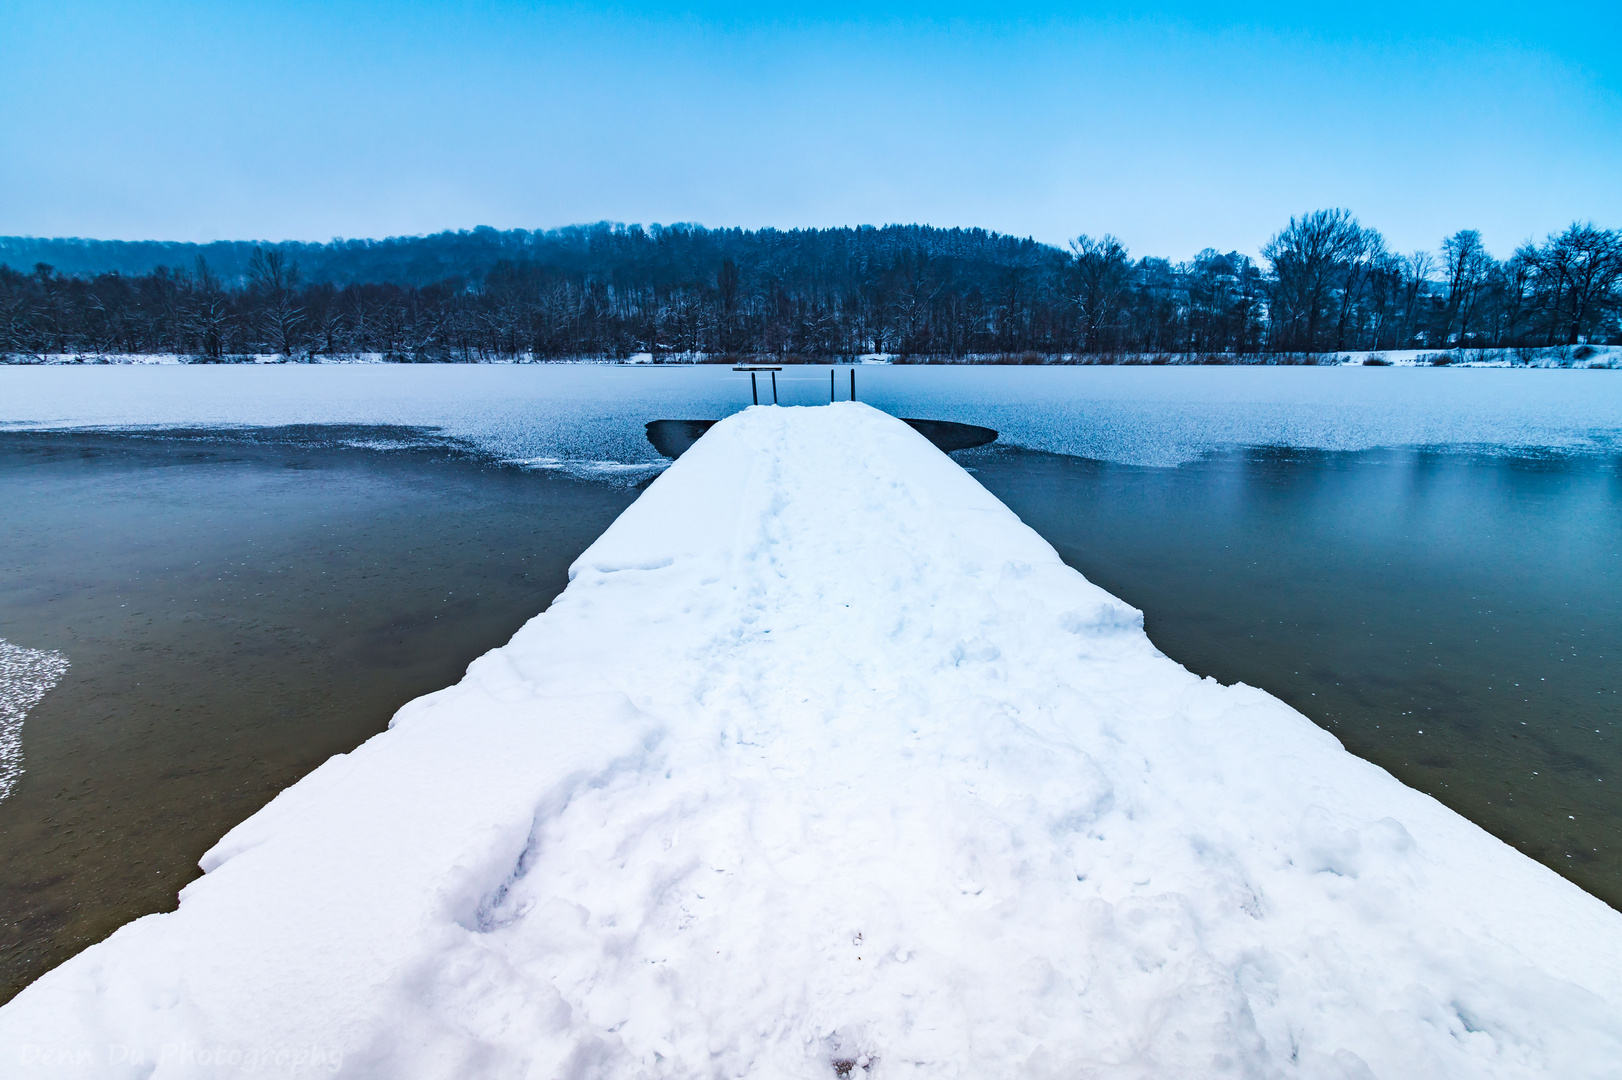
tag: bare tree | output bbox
[1439,230,1494,344]
[1332,225,1387,351]
[1531,224,1622,345]
[1398,251,1435,346]
[1486,249,1536,346]
[1069,235,1130,353]
[1363,252,1405,350]
[1262,209,1367,351]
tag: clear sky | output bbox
[2,1,1618,259]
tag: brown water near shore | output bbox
[0,430,637,1002]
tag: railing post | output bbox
[734,364,782,405]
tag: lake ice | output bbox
[2,364,1619,468]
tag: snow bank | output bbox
[3,404,1619,1079]
[1325,346,1622,369]
[2,353,389,365]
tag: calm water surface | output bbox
[0,431,636,1000]
[969,445,1620,905]
[0,365,1618,1001]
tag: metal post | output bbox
[830,368,835,403]
[771,370,777,404]
[850,367,856,402]
[750,371,758,404]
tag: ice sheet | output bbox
[2,363,1620,467]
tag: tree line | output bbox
[2,217,1618,361]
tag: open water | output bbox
[0,364,1617,1000]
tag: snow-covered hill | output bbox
[3,404,1618,1078]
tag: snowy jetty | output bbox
[4,404,1620,1078]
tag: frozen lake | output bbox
[3,362,1620,467]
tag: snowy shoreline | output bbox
[2,404,1620,1078]
[3,345,1620,368]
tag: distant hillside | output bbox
[0,224,1062,290]
[2,217,1616,359]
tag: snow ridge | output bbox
[1,404,1619,1079]
[0,640,69,802]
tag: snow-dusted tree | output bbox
[184,257,232,358]
[247,247,305,357]
[716,257,740,353]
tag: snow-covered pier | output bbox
[3,404,1619,1078]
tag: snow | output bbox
[509,456,670,482]
[2,362,1620,469]
[3,403,1619,1078]
[0,640,69,803]
[10,346,1618,371]
[1322,347,1622,369]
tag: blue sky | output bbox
[2,1,1618,259]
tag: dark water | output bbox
[969,444,1621,907]
[0,431,637,1002]
[1,428,1618,1005]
